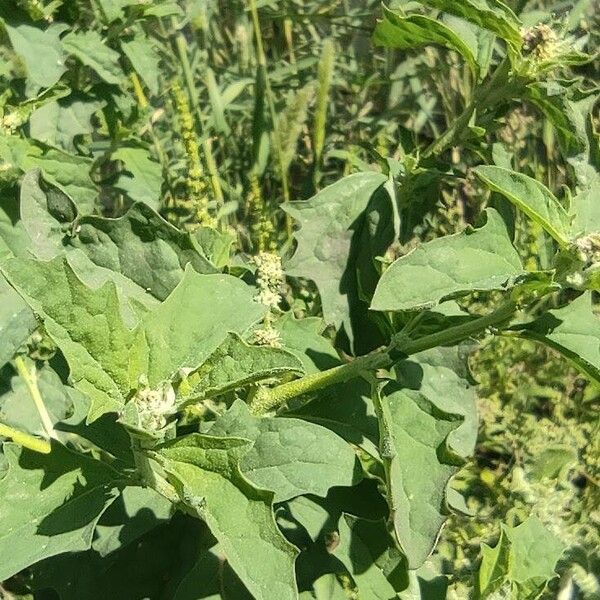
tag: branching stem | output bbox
[250,300,516,414]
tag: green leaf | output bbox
[2,21,67,92]
[19,170,220,303]
[304,575,348,600]
[94,0,140,22]
[528,445,578,481]
[0,275,37,367]
[394,346,478,458]
[173,542,252,600]
[62,30,123,85]
[375,382,464,569]
[29,97,104,152]
[420,0,522,47]
[18,171,159,323]
[474,166,571,246]
[477,517,565,599]
[206,400,361,502]
[0,360,74,436]
[112,146,163,209]
[2,257,266,421]
[332,515,404,599]
[371,209,525,311]
[1,256,137,419]
[507,517,565,594]
[373,6,478,77]
[121,31,161,96]
[31,513,209,600]
[274,312,341,375]
[23,148,97,213]
[20,168,79,259]
[92,486,173,557]
[178,333,304,403]
[283,172,388,346]
[478,526,510,598]
[0,191,31,260]
[72,202,221,300]
[513,292,600,384]
[136,269,265,387]
[0,442,121,582]
[525,82,598,165]
[157,434,299,600]
[55,392,134,466]
[570,167,600,237]
[291,377,380,460]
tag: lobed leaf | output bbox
[420,0,522,47]
[112,146,163,209]
[1,20,67,92]
[2,256,137,419]
[477,517,565,598]
[283,171,387,344]
[0,275,37,368]
[375,383,464,569]
[61,30,123,85]
[178,333,304,403]
[157,434,299,600]
[206,400,361,502]
[371,208,525,311]
[29,97,104,152]
[136,268,265,387]
[121,31,161,96]
[332,515,404,599]
[2,257,265,421]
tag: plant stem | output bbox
[14,356,57,440]
[249,352,391,415]
[398,300,516,356]
[0,421,51,454]
[132,438,179,503]
[250,300,516,414]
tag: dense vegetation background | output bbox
[0,0,598,598]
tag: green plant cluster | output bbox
[0,0,598,599]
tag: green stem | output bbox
[14,356,57,440]
[0,421,51,454]
[132,439,179,503]
[250,300,516,414]
[249,352,391,415]
[397,300,516,355]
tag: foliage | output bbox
[0,0,598,598]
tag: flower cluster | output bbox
[133,379,176,432]
[521,23,559,61]
[254,251,284,310]
[517,22,587,78]
[252,327,282,348]
[252,252,285,347]
[565,232,600,289]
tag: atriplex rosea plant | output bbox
[0,1,598,599]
